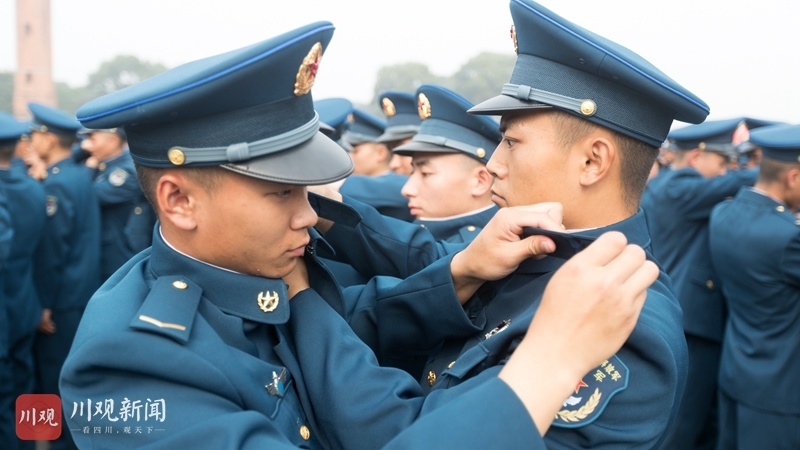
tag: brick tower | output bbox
[12,0,56,118]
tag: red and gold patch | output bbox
[417,93,432,120]
[294,42,323,96]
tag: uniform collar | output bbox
[738,186,790,210]
[149,226,290,325]
[415,205,498,240]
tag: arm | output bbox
[671,169,757,221]
[93,165,143,206]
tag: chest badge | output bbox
[266,368,288,397]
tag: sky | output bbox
[1,0,798,128]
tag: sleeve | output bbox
[341,254,480,360]
[323,194,467,279]
[34,182,76,309]
[93,166,142,206]
[672,169,757,221]
[286,288,546,450]
[0,183,11,271]
[59,328,303,450]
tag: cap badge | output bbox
[510,25,519,55]
[294,42,323,96]
[580,100,597,116]
[382,98,396,117]
[257,290,280,313]
[417,93,432,120]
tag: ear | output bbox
[578,135,617,187]
[471,166,494,197]
[786,167,800,189]
[155,170,200,231]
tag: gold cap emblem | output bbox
[294,42,323,96]
[257,291,280,313]
[580,100,597,116]
[476,148,486,159]
[168,148,185,165]
[381,98,396,117]
[510,25,518,54]
[417,93,432,120]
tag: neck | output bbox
[44,147,71,166]
[754,181,790,206]
[563,186,634,229]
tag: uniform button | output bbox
[52,167,60,174]
[447,361,456,369]
[777,205,786,212]
[705,280,714,289]
[172,280,188,290]
[466,226,476,232]
[134,206,143,215]
[427,370,437,386]
[299,425,310,441]
[795,219,800,226]
[98,162,107,171]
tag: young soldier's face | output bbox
[488,111,579,208]
[401,152,482,219]
[192,170,316,278]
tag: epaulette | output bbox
[130,276,202,344]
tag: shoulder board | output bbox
[552,355,629,428]
[130,276,202,344]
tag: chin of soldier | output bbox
[491,191,508,208]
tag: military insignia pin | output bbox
[294,42,323,96]
[108,168,129,187]
[266,368,288,397]
[257,290,280,313]
[381,98,396,117]
[553,355,629,428]
[45,195,58,217]
[510,25,519,54]
[417,93,432,120]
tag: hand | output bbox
[283,257,310,299]
[85,156,99,169]
[450,203,564,302]
[27,159,48,181]
[499,231,658,434]
[37,308,57,334]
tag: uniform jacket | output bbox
[709,187,800,414]
[642,167,757,341]
[33,158,101,312]
[0,167,46,343]
[330,209,688,449]
[59,227,547,449]
[339,173,414,222]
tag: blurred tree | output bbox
[56,82,94,114]
[370,52,514,113]
[449,52,515,104]
[0,72,12,114]
[86,55,167,97]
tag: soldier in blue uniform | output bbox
[315,1,712,447]
[0,114,46,450]
[395,84,500,240]
[339,107,413,221]
[0,120,14,449]
[708,124,800,449]
[59,20,661,449]
[79,127,154,281]
[28,102,100,450]
[375,90,420,176]
[641,117,773,450]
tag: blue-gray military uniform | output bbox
[708,124,800,449]
[0,156,13,449]
[84,136,154,280]
[0,114,47,450]
[327,0,708,446]
[28,102,101,450]
[339,108,414,222]
[59,21,552,449]
[375,90,420,145]
[641,118,771,450]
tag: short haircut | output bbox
[758,158,798,185]
[56,134,77,149]
[548,110,657,211]
[135,164,225,214]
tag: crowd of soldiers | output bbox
[1,0,799,449]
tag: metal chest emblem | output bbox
[510,25,518,54]
[108,168,128,187]
[294,42,323,96]
[484,319,511,340]
[417,93,432,120]
[45,195,58,216]
[257,291,280,313]
[382,98,396,117]
[266,368,288,397]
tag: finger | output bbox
[620,260,660,306]
[571,231,628,267]
[523,235,556,256]
[601,244,648,284]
